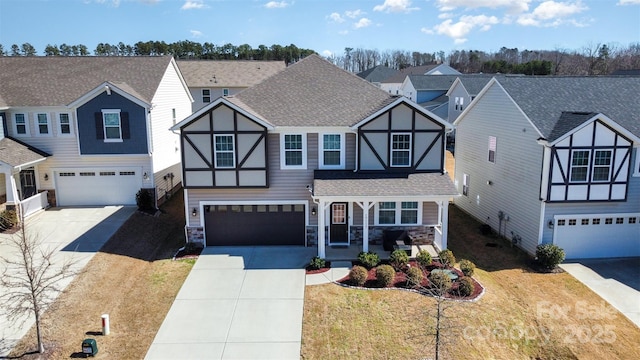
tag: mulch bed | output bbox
[337,260,484,301]
[305,261,332,274]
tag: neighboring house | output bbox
[380,64,460,95]
[453,76,640,259]
[445,75,498,124]
[177,60,285,112]
[173,54,458,258]
[0,56,193,213]
[356,65,399,86]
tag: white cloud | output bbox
[190,30,203,37]
[339,30,349,35]
[438,12,454,19]
[264,1,289,9]
[517,1,588,26]
[345,9,364,18]
[94,0,121,7]
[436,0,530,14]
[322,50,333,57]
[328,12,345,23]
[354,18,373,29]
[373,0,419,13]
[618,0,640,4]
[181,0,207,10]
[425,14,499,42]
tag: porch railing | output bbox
[21,191,49,218]
[433,225,443,251]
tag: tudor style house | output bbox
[177,60,285,112]
[453,76,640,259]
[173,55,458,258]
[0,56,192,215]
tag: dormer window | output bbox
[391,133,411,167]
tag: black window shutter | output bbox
[121,112,130,139]
[95,113,104,139]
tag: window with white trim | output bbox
[634,147,640,177]
[36,113,51,136]
[102,109,122,141]
[455,96,464,111]
[319,133,344,169]
[13,113,28,135]
[570,150,589,182]
[391,133,411,167]
[375,201,421,225]
[592,150,612,182]
[202,89,211,103]
[488,136,496,163]
[214,135,235,168]
[462,173,470,196]
[58,113,72,135]
[281,133,306,169]
[222,88,229,97]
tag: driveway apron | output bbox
[145,246,315,360]
[0,206,136,356]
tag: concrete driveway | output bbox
[145,246,316,360]
[560,257,640,327]
[0,206,135,356]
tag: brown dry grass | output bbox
[301,205,640,360]
[9,193,193,359]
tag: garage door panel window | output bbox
[214,135,235,168]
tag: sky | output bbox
[0,0,639,57]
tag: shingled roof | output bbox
[177,60,285,88]
[0,136,50,168]
[356,65,399,83]
[0,56,173,106]
[496,76,640,141]
[230,54,397,127]
[313,171,458,197]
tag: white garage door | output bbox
[553,213,640,259]
[55,169,142,206]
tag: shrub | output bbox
[536,244,565,270]
[428,271,452,292]
[375,264,396,287]
[406,266,424,287]
[349,265,369,286]
[416,249,432,268]
[0,209,18,231]
[308,256,326,270]
[135,189,155,211]
[438,249,456,268]
[459,259,476,277]
[456,276,474,297]
[358,251,380,269]
[389,249,409,271]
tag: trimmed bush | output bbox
[459,259,476,277]
[308,256,326,270]
[358,251,380,269]
[349,265,369,286]
[375,264,396,287]
[457,276,474,297]
[438,249,456,268]
[406,266,424,287]
[0,209,17,231]
[136,189,155,211]
[536,244,565,270]
[416,249,432,268]
[389,249,409,271]
[428,271,452,291]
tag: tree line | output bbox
[1,41,638,75]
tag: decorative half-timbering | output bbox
[547,118,633,202]
[356,102,446,172]
[181,101,269,188]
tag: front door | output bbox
[329,202,349,245]
[19,169,36,199]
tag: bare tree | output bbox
[0,211,78,354]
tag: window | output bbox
[570,150,589,182]
[634,147,640,177]
[281,133,306,169]
[557,219,566,226]
[202,89,211,103]
[391,133,411,167]
[102,110,122,141]
[119,171,135,176]
[36,113,51,135]
[581,219,589,225]
[462,173,470,196]
[455,97,464,111]
[222,88,229,97]
[488,136,497,163]
[58,113,72,135]
[592,150,612,182]
[214,135,235,168]
[592,218,600,225]
[376,201,420,225]
[629,217,637,224]
[605,218,613,224]
[320,133,344,168]
[14,113,28,135]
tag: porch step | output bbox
[411,244,439,259]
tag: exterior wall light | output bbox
[192,208,198,217]
[311,207,317,216]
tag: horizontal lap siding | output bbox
[454,84,543,255]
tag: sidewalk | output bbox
[305,261,352,285]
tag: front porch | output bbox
[324,242,440,261]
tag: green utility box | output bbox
[82,338,98,357]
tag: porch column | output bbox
[317,200,326,259]
[440,200,449,250]
[4,170,18,204]
[362,201,370,253]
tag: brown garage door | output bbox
[204,204,305,246]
